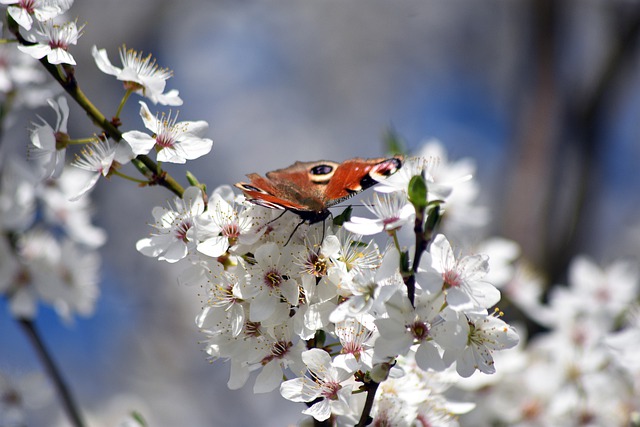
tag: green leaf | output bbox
[382,126,406,155]
[333,205,353,226]
[131,411,148,427]
[425,204,441,234]
[408,175,428,210]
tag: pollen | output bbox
[264,270,284,288]
[303,252,328,277]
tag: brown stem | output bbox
[355,380,380,427]
[12,29,185,198]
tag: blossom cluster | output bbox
[0,159,103,321]
[1,1,638,425]
[136,140,520,424]
[0,0,214,319]
[0,0,102,322]
[0,1,213,423]
[456,255,640,426]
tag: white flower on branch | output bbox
[240,241,301,324]
[280,348,359,422]
[38,166,107,248]
[195,191,263,257]
[0,230,99,321]
[69,136,116,201]
[417,234,501,311]
[92,45,182,106]
[0,0,62,31]
[344,192,414,236]
[443,310,519,377]
[122,101,213,163]
[374,289,467,372]
[136,186,205,263]
[28,95,69,179]
[18,20,83,65]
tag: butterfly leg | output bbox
[284,218,307,246]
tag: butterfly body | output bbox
[235,156,402,223]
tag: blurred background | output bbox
[2,0,640,425]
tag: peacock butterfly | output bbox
[235,156,403,224]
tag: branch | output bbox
[545,5,640,284]
[18,319,86,427]
[11,28,185,198]
[355,380,380,427]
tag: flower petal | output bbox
[92,46,121,76]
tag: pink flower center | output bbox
[341,341,363,357]
[595,287,611,303]
[382,216,400,229]
[155,132,175,148]
[49,38,68,50]
[304,252,327,277]
[222,222,240,239]
[264,269,284,288]
[261,340,292,364]
[15,267,31,287]
[409,320,429,340]
[443,269,461,288]
[174,220,192,242]
[320,380,341,400]
[20,0,35,13]
[244,321,261,338]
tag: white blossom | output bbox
[92,45,182,106]
[0,0,61,31]
[69,136,116,201]
[136,186,205,263]
[122,101,212,163]
[280,348,359,422]
[18,20,83,65]
[28,96,69,179]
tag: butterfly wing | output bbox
[235,160,340,213]
[235,156,402,222]
[322,156,403,207]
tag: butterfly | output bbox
[235,156,403,224]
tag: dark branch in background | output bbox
[502,0,559,280]
[505,1,640,294]
[18,319,86,427]
[544,5,640,286]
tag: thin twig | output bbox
[10,26,185,198]
[18,319,86,427]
